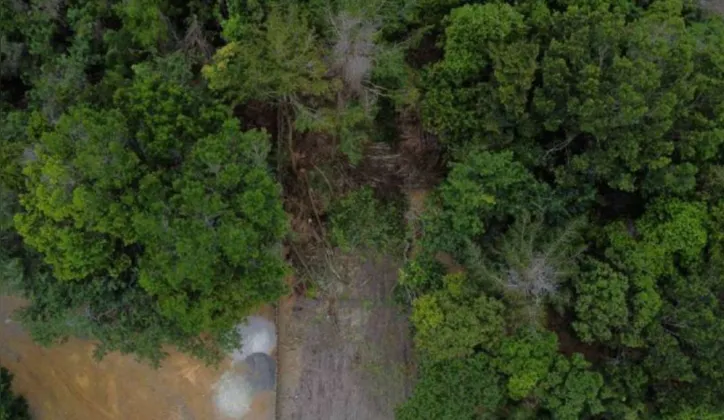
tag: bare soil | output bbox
[701,0,724,15]
[0,296,275,420]
[276,254,414,420]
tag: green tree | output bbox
[572,259,630,344]
[423,0,724,195]
[203,4,331,104]
[329,187,404,253]
[133,120,288,333]
[539,354,605,420]
[0,368,30,420]
[422,3,539,154]
[395,354,504,420]
[410,274,506,361]
[495,328,558,400]
[421,150,549,255]
[114,0,172,51]
[12,55,288,361]
[595,199,708,347]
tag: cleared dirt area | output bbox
[277,254,414,420]
[0,296,275,420]
[0,253,413,419]
[701,0,724,15]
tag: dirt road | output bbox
[276,255,414,420]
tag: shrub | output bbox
[329,187,404,254]
[0,367,30,420]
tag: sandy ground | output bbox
[277,255,414,420]
[0,296,275,420]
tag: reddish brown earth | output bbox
[0,296,274,420]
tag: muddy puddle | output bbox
[0,296,275,420]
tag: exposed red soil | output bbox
[0,296,275,420]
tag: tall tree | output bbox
[10,54,288,363]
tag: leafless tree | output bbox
[37,0,65,21]
[180,15,213,62]
[0,41,24,78]
[329,11,380,97]
[475,215,586,322]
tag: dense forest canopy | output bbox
[2,0,724,418]
[398,0,724,418]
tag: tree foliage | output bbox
[329,186,404,253]
[203,0,415,164]
[572,259,630,344]
[395,354,504,420]
[13,56,287,350]
[410,274,506,361]
[0,3,289,364]
[204,4,331,104]
[421,150,550,254]
[0,368,30,420]
[400,0,724,418]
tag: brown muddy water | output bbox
[0,296,274,420]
